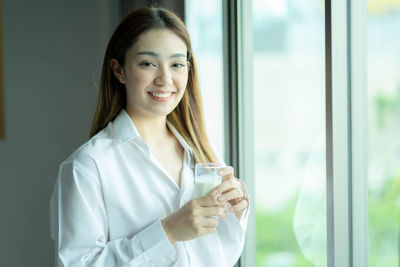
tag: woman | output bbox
[50,7,249,267]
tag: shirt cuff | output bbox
[136,220,177,266]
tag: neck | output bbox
[127,111,171,144]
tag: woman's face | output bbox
[115,29,189,119]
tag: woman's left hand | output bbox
[211,166,248,220]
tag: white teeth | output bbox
[150,92,172,98]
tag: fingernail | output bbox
[211,189,219,196]
[218,195,226,202]
[229,207,235,212]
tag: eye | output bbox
[172,62,186,68]
[139,61,156,68]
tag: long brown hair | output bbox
[90,7,217,163]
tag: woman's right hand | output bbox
[161,194,227,244]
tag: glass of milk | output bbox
[194,163,224,198]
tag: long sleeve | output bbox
[50,158,177,267]
[51,111,248,267]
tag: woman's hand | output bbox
[161,195,227,244]
[212,166,248,220]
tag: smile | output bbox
[147,91,175,102]
[149,92,172,98]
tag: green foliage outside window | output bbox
[256,84,400,267]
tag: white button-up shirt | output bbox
[50,109,248,267]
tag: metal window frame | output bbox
[237,1,255,267]
[226,0,369,266]
[349,0,368,266]
[326,0,368,266]
[223,0,255,266]
[222,0,239,169]
[325,0,352,266]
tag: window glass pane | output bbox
[185,0,225,160]
[252,0,327,266]
[367,2,400,266]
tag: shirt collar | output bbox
[166,121,194,168]
[111,109,141,143]
[166,120,193,155]
[111,109,194,160]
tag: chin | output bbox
[149,108,177,117]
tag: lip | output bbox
[147,91,175,102]
[148,90,175,95]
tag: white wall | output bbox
[0,1,119,266]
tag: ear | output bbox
[110,59,125,84]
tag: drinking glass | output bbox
[194,163,225,198]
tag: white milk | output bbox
[194,173,222,198]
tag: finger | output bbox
[200,206,227,218]
[218,166,234,180]
[197,195,225,207]
[212,178,241,197]
[201,217,220,228]
[228,199,248,213]
[218,187,244,202]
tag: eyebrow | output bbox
[137,51,186,59]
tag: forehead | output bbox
[131,29,187,55]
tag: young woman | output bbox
[50,7,249,267]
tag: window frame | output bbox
[348,0,368,266]
[230,0,369,266]
[222,0,256,266]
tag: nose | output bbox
[154,65,173,85]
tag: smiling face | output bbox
[111,29,189,120]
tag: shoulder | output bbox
[60,124,116,175]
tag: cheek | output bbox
[125,74,153,99]
[176,72,189,90]
[128,71,150,87]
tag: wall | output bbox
[122,0,185,19]
[0,1,119,266]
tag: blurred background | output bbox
[0,0,399,266]
[0,1,120,266]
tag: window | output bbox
[240,0,368,266]
[251,0,326,266]
[185,0,225,160]
[185,0,400,266]
[367,1,400,266]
